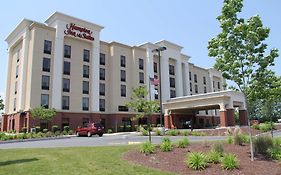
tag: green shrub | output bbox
[212,142,224,155]
[155,129,162,136]
[35,126,41,133]
[54,131,61,136]
[227,136,233,144]
[142,129,148,136]
[62,130,68,135]
[46,131,53,137]
[221,153,239,170]
[206,150,221,164]
[107,128,113,134]
[191,131,206,136]
[160,138,173,152]
[267,146,281,160]
[140,142,155,154]
[234,134,246,145]
[176,138,189,148]
[142,125,148,130]
[26,132,36,139]
[166,129,178,136]
[254,136,273,155]
[52,125,59,133]
[186,152,207,170]
[63,126,70,132]
[21,127,27,133]
[252,124,260,130]
[181,130,189,136]
[259,122,275,132]
[43,129,48,133]
[16,133,27,140]
[36,132,44,138]
[68,130,73,135]
[273,137,281,147]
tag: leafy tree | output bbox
[31,106,56,129]
[0,96,4,111]
[208,0,279,161]
[126,86,160,143]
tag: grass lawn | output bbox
[0,146,173,175]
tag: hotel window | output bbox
[139,58,144,70]
[118,105,128,112]
[170,90,176,98]
[170,77,175,88]
[195,84,198,93]
[64,45,71,58]
[100,83,105,96]
[169,65,175,75]
[121,70,126,82]
[16,50,20,62]
[16,65,19,78]
[100,68,105,80]
[83,49,90,62]
[155,88,158,99]
[121,85,126,97]
[63,78,70,92]
[189,72,192,81]
[42,58,51,72]
[203,76,206,85]
[14,81,17,94]
[190,82,192,92]
[218,82,221,89]
[44,40,52,54]
[100,53,105,65]
[120,55,126,67]
[13,98,16,111]
[99,99,105,112]
[194,74,197,83]
[154,62,158,73]
[41,75,50,90]
[205,110,209,115]
[82,97,89,111]
[63,61,71,75]
[41,94,49,108]
[204,86,207,93]
[83,81,89,94]
[83,65,89,78]
[139,72,144,84]
[213,81,215,88]
[62,96,69,110]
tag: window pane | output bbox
[169,65,175,75]
[43,58,51,72]
[170,90,176,98]
[139,72,144,84]
[63,61,71,75]
[62,96,69,110]
[121,70,126,82]
[83,65,89,78]
[121,85,126,97]
[118,105,128,111]
[194,74,197,83]
[63,78,70,92]
[41,94,49,108]
[203,76,206,85]
[195,84,198,93]
[83,81,89,94]
[169,77,175,88]
[100,68,105,80]
[44,40,52,54]
[100,53,105,65]
[15,81,17,94]
[154,62,158,73]
[82,97,89,111]
[189,72,192,81]
[83,49,90,62]
[16,65,19,78]
[139,58,144,70]
[100,83,105,96]
[99,99,105,112]
[42,75,50,90]
[120,55,126,67]
[64,45,71,58]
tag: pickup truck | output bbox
[76,123,104,137]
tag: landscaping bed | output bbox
[124,142,281,175]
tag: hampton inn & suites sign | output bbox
[64,23,94,41]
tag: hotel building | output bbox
[1,12,227,132]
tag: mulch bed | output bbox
[124,142,281,175]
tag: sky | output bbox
[0,0,280,100]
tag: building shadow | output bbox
[0,158,39,166]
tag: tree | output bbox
[208,0,279,161]
[126,86,160,143]
[31,106,57,129]
[0,96,4,111]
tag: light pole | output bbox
[152,46,167,130]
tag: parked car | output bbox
[76,123,104,137]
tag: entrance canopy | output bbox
[163,90,247,128]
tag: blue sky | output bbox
[0,0,280,99]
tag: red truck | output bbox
[76,123,104,137]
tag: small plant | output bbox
[140,142,155,154]
[206,150,221,164]
[186,152,207,170]
[21,127,27,133]
[166,130,178,136]
[62,130,68,135]
[54,131,61,136]
[212,142,224,155]
[181,130,189,136]
[176,138,189,148]
[273,137,281,147]
[63,126,70,132]
[191,131,206,136]
[36,132,44,138]
[52,125,59,133]
[43,129,48,133]
[233,134,244,145]
[155,129,162,136]
[227,136,233,144]
[46,131,53,137]
[221,153,239,170]
[254,136,273,155]
[142,129,148,136]
[267,146,281,160]
[252,124,260,130]
[160,138,173,152]
[107,128,113,134]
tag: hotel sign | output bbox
[64,23,94,41]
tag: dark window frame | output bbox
[41,94,49,108]
[170,89,176,98]
[41,75,50,90]
[121,70,126,82]
[139,58,144,70]
[139,72,144,84]
[100,68,105,80]
[44,40,52,54]
[63,61,71,75]
[99,83,105,96]
[120,55,126,67]
[118,105,128,112]
[42,57,51,72]
[83,65,89,78]
[82,81,89,94]
[194,74,197,83]
[62,96,69,110]
[169,65,175,75]
[100,53,105,65]
[99,99,105,112]
[154,62,158,73]
[63,78,70,92]
[64,45,71,58]
[82,97,89,111]
[83,49,90,62]
[169,77,175,88]
[121,85,126,97]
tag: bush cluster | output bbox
[252,122,276,132]
[186,152,207,170]
[160,138,173,152]
[254,136,281,160]
[140,142,155,154]
[176,138,189,148]
[221,153,239,170]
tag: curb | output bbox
[0,135,75,144]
